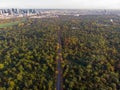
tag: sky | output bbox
[0,0,120,9]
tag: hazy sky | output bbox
[0,0,120,9]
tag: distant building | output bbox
[74,14,79,16]
[110,19,113,23]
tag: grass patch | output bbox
[0,19,25,28]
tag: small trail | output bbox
[56,28,62,90]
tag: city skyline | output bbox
[0,0,120,9]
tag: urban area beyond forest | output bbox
[0,9,120,90]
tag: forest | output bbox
[0,15,120,90]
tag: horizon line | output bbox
[0,8,120,10]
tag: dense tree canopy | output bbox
[0,15,120,90]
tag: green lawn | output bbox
[0,19,25,28]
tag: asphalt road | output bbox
[56,29,62,90]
